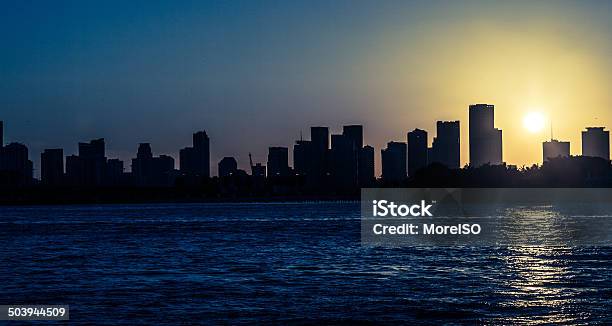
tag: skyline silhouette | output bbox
[2,3,611,325]
[0,103,610,193]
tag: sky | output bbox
[1,0,611,176]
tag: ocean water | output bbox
[0,202,610,324]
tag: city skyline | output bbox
[1,1,611,174]
[2,3,611,324]
[0,102,610,183]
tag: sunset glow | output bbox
[523,112,546,133]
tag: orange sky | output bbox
[349,2,611,169]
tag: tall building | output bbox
[330,134,358,188]
[381,141,407,183]
[359,145,375,186]
[343,125,363,150]
[193,130,210,177]
[136,143,153,159]
[0,120,3,147]
[267,147,289,177]
[180,131,210,178]
[132,143,175,186]
[469,104,502,166]
[67,138,106,186]
[310,126,329,182]
[79,138,105,159]
[293,140,312,176]
[343,125,363,185]
[41,148,64,185]
[179,147,196,173]
[311,127,329,152]
[407,129,428,177]
[582,127,610,160]
[430,121,460,169]
[132,143,152,185]
[543,139,570,163]
[218,157,238,177]
[0,143,33,185]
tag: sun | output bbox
[523,112,546,133]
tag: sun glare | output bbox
[523,112,546,133]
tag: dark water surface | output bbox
[1,202,610,324]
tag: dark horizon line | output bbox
[0,125,608,172]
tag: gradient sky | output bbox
[1,0,611,176]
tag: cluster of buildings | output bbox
[382,120,460,183]
[0,104,610,188]
[542,127,610,163]
[2,129,211,187]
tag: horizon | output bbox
[2,1,611,175]
[0,108,609,178]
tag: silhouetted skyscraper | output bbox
[310,126,329,182]
[582,127,609,161]
[193,130,210,177]
[180,131,210,178]
[132,143,175,186]
[69,138,106,186]
[381,141,406,183]
[407,129,428,177]
[343,125,363,150]
[311,127,329,152]
[132,143,153,185]
[179,147,196,172]
[0,142,33,185]
[330,134,358,188]
[359,145,375,186]
[267,147,289,177]
[342,125,362,186]
[469,104,502,166]
[137,143,153,159]
[41,148,64,185]
[218,157,238,177]
[543,139,570,163]
[430,121,460,169]
[293,140,312,176]
[79,138,105,159]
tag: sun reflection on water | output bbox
[494,208,592,324]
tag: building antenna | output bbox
[550,118,553,141]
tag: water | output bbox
[0,202,610,324]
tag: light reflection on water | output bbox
[498,246,577,324]
[492,208,602,324]
[0,202,610,324]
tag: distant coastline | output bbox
[1,155,611,206]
